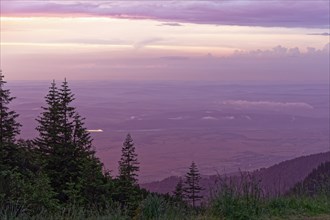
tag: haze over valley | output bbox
[10,81,329,182]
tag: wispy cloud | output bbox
[2,0,329,28]
[158,22,183,27]
[134,37,164,49]
[201,116,218,120]
[158,56,189,61]
[5,43,329,81]
[56,38,127,46]
[223,100,314,110]
[233,44,330,58]
[308,33,330,36]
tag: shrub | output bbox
[209,172,263,220]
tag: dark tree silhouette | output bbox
[184,161,204,208]
[35,80,61,157]
[117,133,140,211]
[0,71,20,147]
[35,79,105,205]
[118,134,139,184]
[0,71,21,169]
[173,178,184,202]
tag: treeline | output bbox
[291,161,330,196]
[0,71,204,218]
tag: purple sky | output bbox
[1,0,329,81]
[2,0,329,28]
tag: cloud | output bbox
[2,0,329,28]
[55,38,127,45]
[158,56,189,61]
[323,43,330,52]
[158,22,183,27]
[308,33,330,36]
[223,116,235,120]
[6,43,329,81]
[244,116,252,120]
[222,100,314,110]
[233,44,330,58]
[134,37,164,49]
[201,116,218,120]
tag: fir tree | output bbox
[0,71,20,146]
[35,79,106,205]
[35,80,61,157]
[0,72,58,211]
[118,134,139,184]
[71,113,110,206]
[173,178,184,202]
[58,78,75,146]
[184,161,204,208]
[117,133,140,210]
[0,71,21,169]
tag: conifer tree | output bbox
[118,134,139,184]
[35,79,106,204]
[0,72,58,211]
[0,71,20,146]
[173,178,184,202]
[184,161,204,208]
[35,80,61,157]
[58,78,75,146]
[71,113,109,206]
[117,133,140,209]
[0,71,21,169]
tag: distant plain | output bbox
[10,81,329,182]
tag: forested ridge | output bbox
[1,71,329,220]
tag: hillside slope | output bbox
[142,151,330,196]
[290,161,330,196]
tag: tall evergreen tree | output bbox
[184,161,204,208]
[35,80,61,157]
[0,71,21,169]
[35,79,107,205]
[0,72,58,212]
[117,133,140,209]
[0,71,20,146]
[118,134,139,184]
[173,178,184,202]
[58,78,75,146]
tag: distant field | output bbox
[9,81,330,182]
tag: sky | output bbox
[0,0,329,82]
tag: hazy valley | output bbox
[10,81,329,182]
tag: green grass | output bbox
[1,194,329,220]
[262,195,330,219]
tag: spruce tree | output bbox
[0,71,21,169]
[118,134,139,184]
[117,133,140,209]
[71,113,109,206]
[35,79,106,205]
[173,178,184,202]
[0,72,58,211]
[35,80,61,157]
[58,78,75,146]
[0,71,20,146]
[184,161,204,208]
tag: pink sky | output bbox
[1,0,329,81]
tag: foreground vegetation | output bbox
[1,186,329,220]
[0,71,329,219]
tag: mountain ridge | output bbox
[141,151,330,196]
